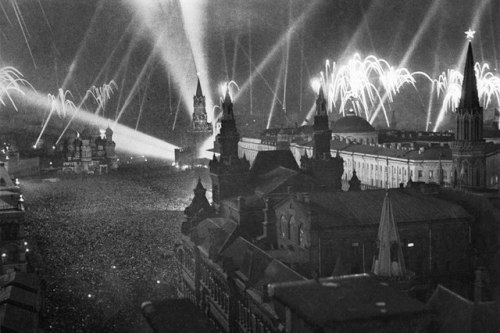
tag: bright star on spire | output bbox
[465,28,476,41]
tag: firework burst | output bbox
[218,80,240,102]
[0,66,30,111]
[433,62,500,131]
[47,89,77,119]
[88,80,118,116]
[312,54,428,126]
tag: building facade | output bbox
[63,125,117,174]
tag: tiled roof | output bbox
[254,167,320,197]
[270,274,426,326]
[255,167,298,196]
[191,218,238,256]
[405,147,452,160]
[141,298,214,333]
[427,285,500,333]
[331,115,375,133]
[298,189,471,227]
[250,150,299,177]
[220,237,305,292]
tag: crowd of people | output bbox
[22,165,210,332]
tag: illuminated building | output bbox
[62,125,117,174]
[175,79,214,166]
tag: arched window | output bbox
[280,216,287,238]
[464,118,469,140]
[288,216,295,240]
[298,225,305,247]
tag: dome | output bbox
[90,126,101,137]
[80,127,91,139]
[331,113,375,133]
[105,126,113,137]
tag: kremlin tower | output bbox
[300,87,344,190]
[209,89,250,208]
[451,37,486,189]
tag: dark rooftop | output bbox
[141,298,215,333]
[331,114,375,134]
[191,217,237,257]
[269,274,427,327]
[220,237,306,292]
[284,189,471,227]
[250,150,299,176]
[427,285,500,333]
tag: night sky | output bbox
[0,0,499,143]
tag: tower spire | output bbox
[459,42,480,110]
[195,77,203,97]
[222,88,234,121]
[316,86,327,116]
[372,191,406,278]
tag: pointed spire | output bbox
[316,86,327,116]
[195,78,203,97]
[224,87,231,103]
[372,191,406,278]
[222,88,234,120]
[459,42,480,110]
[348,170,361,191]
[195,177,205,191]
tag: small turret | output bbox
[80,128,91,140]
[105,126,113,141]
[348,170,361,191]
[184,178,215,231]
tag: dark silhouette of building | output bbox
[269,274,432,333]
[209,89,251,207]
[170,47,500,330]
[300,87,344,191]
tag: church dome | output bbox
[80,127,91,139]
[331,111,375,134]
[90,126,101,137]
[105,126,113,137]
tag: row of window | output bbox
[279,215,306,247]
[346,162,449,182]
